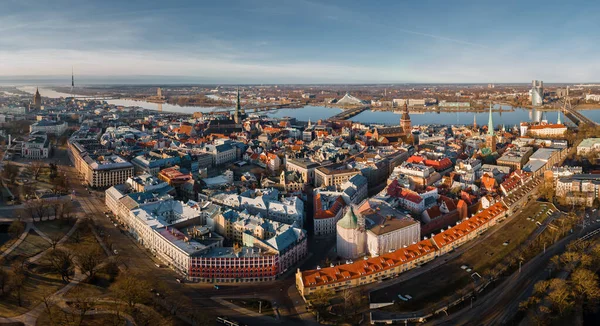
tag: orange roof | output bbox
[481,174,497,191]
[314,195,346,219]
[426,157,453,170]
[407,156,424,164]
[178,124,194,136]
[432,202,506,248]
[529,124,566,130]
[263,127,282,134]
[301,238,437,288]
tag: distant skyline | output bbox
[2,0,600,83]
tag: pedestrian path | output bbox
[0,218,84,325]
[212,296,283,324]
[0,222,32,259]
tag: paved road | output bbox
[368,203,540,304]
[428,224,600,326]
[0,159,322,325]
[65,164,317,325]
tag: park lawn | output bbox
[36,305,127,326]
[64,272,114,300]
[228,298,275,317]
[62,225,104,254]
[376,201,550,313]
[3,230,50,265]
[34,219,74,241]
[0,233,17,253]
[462,202,551,272]
[0,265,65,318]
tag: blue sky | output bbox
[1,0,599,83]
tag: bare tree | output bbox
[546,278,573,315]
[59,198,74,219]
[2,161,20,183]
[28,161,46,180]
[104,257,121,282]
[0,268,9,295]
[32,199,48,221]
[76,246,105,281]
[46,248,74,283]
[570,268,600,301]
[71,291,97,326]
[110,273,151,308]
[49,233,63,250]
[342,288,354,313]
[41,288,56,325]
[12,208,26,221]
[49,198,62,220]
[10,260,27,307]
[23,200,37,221]
[107,297,124,326]
[8,220,25,239]
[310,288,335,312]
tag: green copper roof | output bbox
[487,104,494,136]
[338,206,359,229]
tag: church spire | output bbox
[557,110,562,124]
[400,101,411,134]
[487,103,494,135]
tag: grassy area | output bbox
[62,224,103,254]
[375,202,551,312]
[228,299,275,317]
[0,224,15,251]
[0,235,15,252]
[2,230,50,265]
[463,202,553,272]
[0,262,65,317]
[34,219,74,241]
[64,272,113,300]
[36,305,128,326]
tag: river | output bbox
[18,87,600,126]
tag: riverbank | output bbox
[18,86,600,125]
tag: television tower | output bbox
[71,66,75,98]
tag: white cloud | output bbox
[0,49,391,83]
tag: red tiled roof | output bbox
[432,202,506,248]
[314,195,346,220]
[301,237,437,288]
[407,156,424,164]
[387,180,424,204]
[529,124,566,130]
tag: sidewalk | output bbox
[0,222,32,259]
[212,297,283,324]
